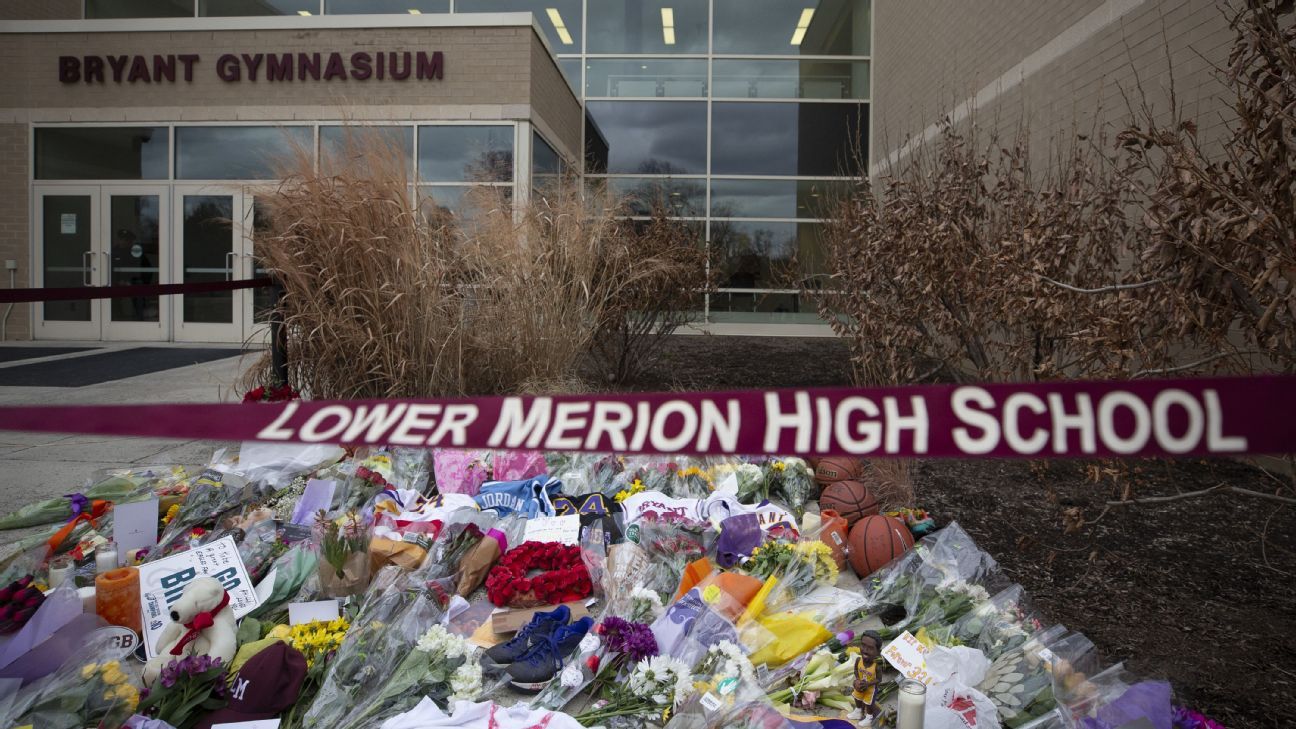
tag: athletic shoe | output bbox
[505,616,594,692]
[482,604,571,670]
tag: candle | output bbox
[896,678,926,729]
[47,556,73,590]
[95,540,119,573]
[95,567,142,635]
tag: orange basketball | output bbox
[814,457,864,486]
[847,515,915,577]
[818,480,879,528]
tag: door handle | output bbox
[225,251,237,281]
[82,250,94,287]
[101,251,110,283]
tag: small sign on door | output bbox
[60,213,76,234]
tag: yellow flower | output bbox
[614,490,630,503]
[101,660,121,673]
[80,663,99,680]
[103,689,116,702]
[162,503,181,525]
[113,684,138,702]
[101,668,128,686]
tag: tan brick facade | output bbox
[872,0,1235,171]
[0,17,580,340]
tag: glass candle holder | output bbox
[47,556,73,590]
[95,539,120,573]
[95,566,142,636]
[897,678,927,729]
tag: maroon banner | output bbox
[0,278,273,304]
[0,376,1292,458]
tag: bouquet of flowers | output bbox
[484,541,592,608]
[765,648,856,713]
[248,543,319,620]
[273,617,352,729]
[717,462,768,504]
[314,510,372,598]
[136,655,228,729]
[741,539,839,610]
[242,381,299,403]
[152,469,253,558]
[576,654,695,726]
[8,657,141,729]
[670,465,715,499]
[337,624,483,728]
[764,458,815,518]
[0,470,155,531]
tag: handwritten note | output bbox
[882,630,934,685]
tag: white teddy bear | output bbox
[142,576,238,686]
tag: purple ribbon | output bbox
[64,493,89,520]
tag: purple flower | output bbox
[1173,706,1226,729]
[600,617,659,662]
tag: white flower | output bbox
[416,624,470,660]
[703,641,756,685]
[628,655,694,705]
[450,659,484,701]
[629,584,665,622]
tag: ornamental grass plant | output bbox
[248,126,706,398]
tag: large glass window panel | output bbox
[713,0,871,56]
[176,126,311,180]
[586,177,706,217]
[87,0,193,18]
[707,293,822,324]
[420,185,512,219]
[200,0,318,15]
[454,0,582,50]
[181,195,235,324]
[35,127,169,180]
[712,60,869,99]
[326,0,448,12]
[320,125,414,178]
[709,221,826,290]
[711,102,867,176]
[587,0,708,54]
[559,57,582,95]
[710,178,852,219]
[584,101,707,174]
[585,59,707,98]
[418,125,513,182]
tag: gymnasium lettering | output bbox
[57,51,445,84]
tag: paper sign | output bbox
[114,498,159,563]
[139,536,260,659]
[523,514,581,546]
[59,213,75,234]
[290,479,336,525]
[288,600,340,626]
[212,721,280,728]
[882,630,934,685]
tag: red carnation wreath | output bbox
[485,541,592,608]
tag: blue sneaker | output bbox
[506,616,594,692]
[482,604,570,669]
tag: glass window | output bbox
[559,57,582,95]
[533,132,561,199]
[586,177,706,217]
[200,0,318,14]
[712,60,869,99]
[420,185,512,219]
[710,178,852,219]
[585,101,707,174]
[326,0,448,12]
[711,102,867,176]
[454,0,582,50]
[713,0,871,56]
[418,125,514,182]
[585,59,707,98]
[707,293,822,324]
[87,0,193,18]
[35,127,169,180]
[587,0,708,54]
[176,126,311,180]
[709,220,826,289]
[320,125,414,177]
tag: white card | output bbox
[882,630,934,685]
[212,721,281,729]
[254,568,277,604]
[113,498,159,565]
[288,600,340,625]
[523,515,582,546]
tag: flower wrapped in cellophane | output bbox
[4,633,141,729]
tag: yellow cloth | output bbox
[746,610,832,666]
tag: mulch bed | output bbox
[628,335,1296,728]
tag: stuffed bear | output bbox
[142,576,238,686]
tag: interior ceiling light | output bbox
[408,8,422,13]
[661,7,676,45]
[547,8,574,45]
[790,7,814,45]
[298,10,312,15]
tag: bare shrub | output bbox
[816,123,1142,385]
[252,128,706,397]
[864,458,917,511]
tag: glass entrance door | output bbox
[34,188,100,340]
[103,186,168,341]
[172,186,248,343]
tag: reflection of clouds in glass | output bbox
[712,104,798,176]
[712,0,868,56]
[586,0,709,54]
[177,127,310,180]
[586,102,707,174]
[454,0,582,47]
[418,126,514,182]
[710,179,799,219]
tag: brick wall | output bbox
[0,0,80,20]
[529,34,580,164]
[872,0,1235,170]
[0,123,30,340]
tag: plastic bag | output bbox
[1,629,140,729]
[432,450,491,495]
[226,441,345,489]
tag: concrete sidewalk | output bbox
[0,343,256,505]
